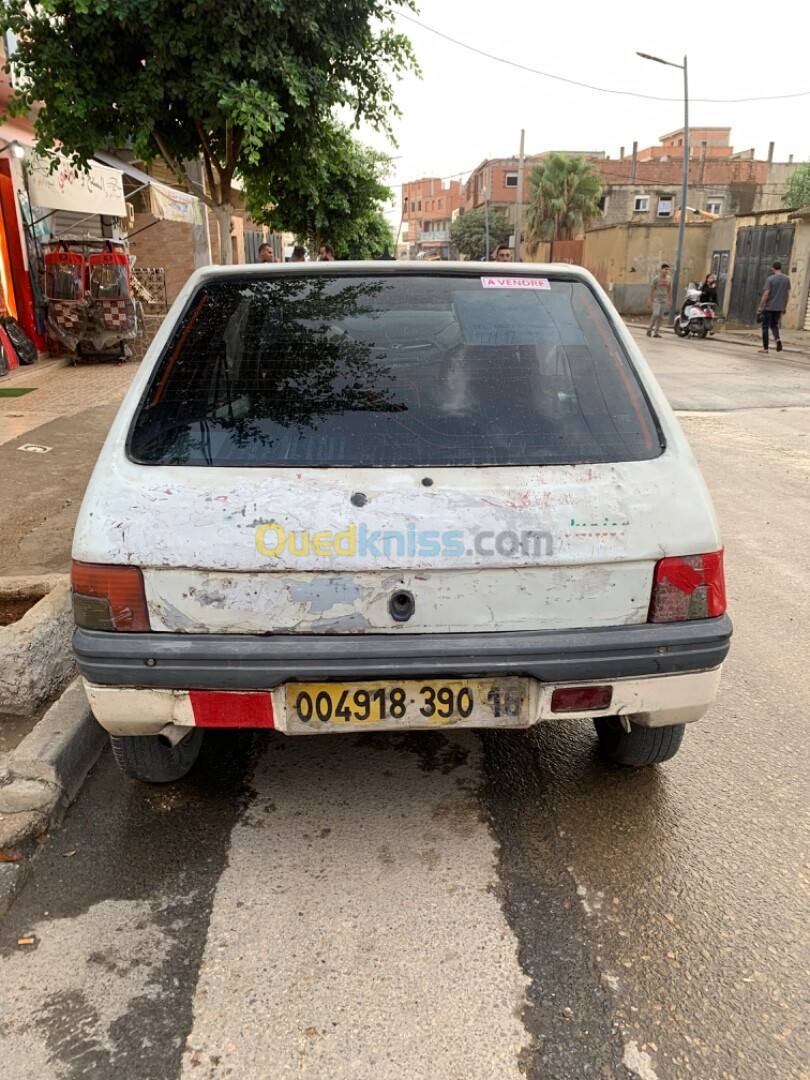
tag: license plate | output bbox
[282,677,531,733]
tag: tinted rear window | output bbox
[129,273,662,467]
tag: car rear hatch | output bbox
[74,267,720,635]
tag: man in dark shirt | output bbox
[757,261,790,353]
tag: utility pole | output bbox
[515,129,525,262]
[484,163,492,260]
[637,51,689,327]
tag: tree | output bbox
[1,0,416,262]
[251,123,393,257]
[783,162,810,209]
[338,210,395,260]
[524,153,603,245]
[449,207,511,260]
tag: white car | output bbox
[72,262,731,782]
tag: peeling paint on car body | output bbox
[72,262,722,641]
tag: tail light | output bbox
[71,561,150,631]
[648,550,726,622]
[551,686,613,713]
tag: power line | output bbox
[399,14,810,104]
[390,161,792,193]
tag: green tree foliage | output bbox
[449,206,511,260]
[525,153,603,244]
[337,209,395,260]
[1,0,416,262]
[251,123,393,257]
[782,162,810,209]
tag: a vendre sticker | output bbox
[481,276,550,289]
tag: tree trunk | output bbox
[212,202,235,265]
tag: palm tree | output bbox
[524,153,603,245]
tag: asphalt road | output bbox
[1,332,808,1079]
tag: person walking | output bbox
[757,261,790,354]
[647,263,671,338]
[257,243,275,263]
[318,243,335,261]
[290,245,307,263]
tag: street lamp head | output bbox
[637,50,685,69]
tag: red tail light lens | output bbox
[551,686,613,713]
[648,549,726,622]
[71,561,150,631]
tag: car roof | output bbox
[186,261,598,287]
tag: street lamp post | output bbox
[637,51,689,327]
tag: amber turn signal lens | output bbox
[71,561,150,631]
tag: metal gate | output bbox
[710,250,730,309]
[550,240,584,265]
[727,225,794,325]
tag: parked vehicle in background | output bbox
[71,262,731,783]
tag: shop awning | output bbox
[27,152,126,218]
[95,151,201,225]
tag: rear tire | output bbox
[593,717,685,766]
[109,729,203,783]
[698,321,709,338]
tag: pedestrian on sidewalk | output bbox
[647,264,671,338]
[257,243,276,263]
[757,262,790,354]
[290,245,307,263]
[493,244,513,263]
[318,243,335,261]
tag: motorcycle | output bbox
[673,284,716,338]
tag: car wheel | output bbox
[593,717,685,766]
[109,729,203,783]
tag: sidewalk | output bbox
[0,356,138,576]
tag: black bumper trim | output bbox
[74,615,732,690]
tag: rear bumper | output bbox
[74,615,731,688]
[75,616,731,736]
[84,667,723,736]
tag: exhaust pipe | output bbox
[157,723,193,748]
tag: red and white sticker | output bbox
[481,276,550,290]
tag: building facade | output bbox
[400,178,463,259]
[463,152,606,232]
[598,129,795,226]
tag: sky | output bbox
[358,0,810,221]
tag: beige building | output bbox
[580,209,810,331]
[582,222,713,315]
[708,207,810,329]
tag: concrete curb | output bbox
[0,575,76,716]
[0,677,105,919]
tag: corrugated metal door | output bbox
[49,211,109,240]
[728,225,794,325]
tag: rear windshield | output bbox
[129,273,662,467]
